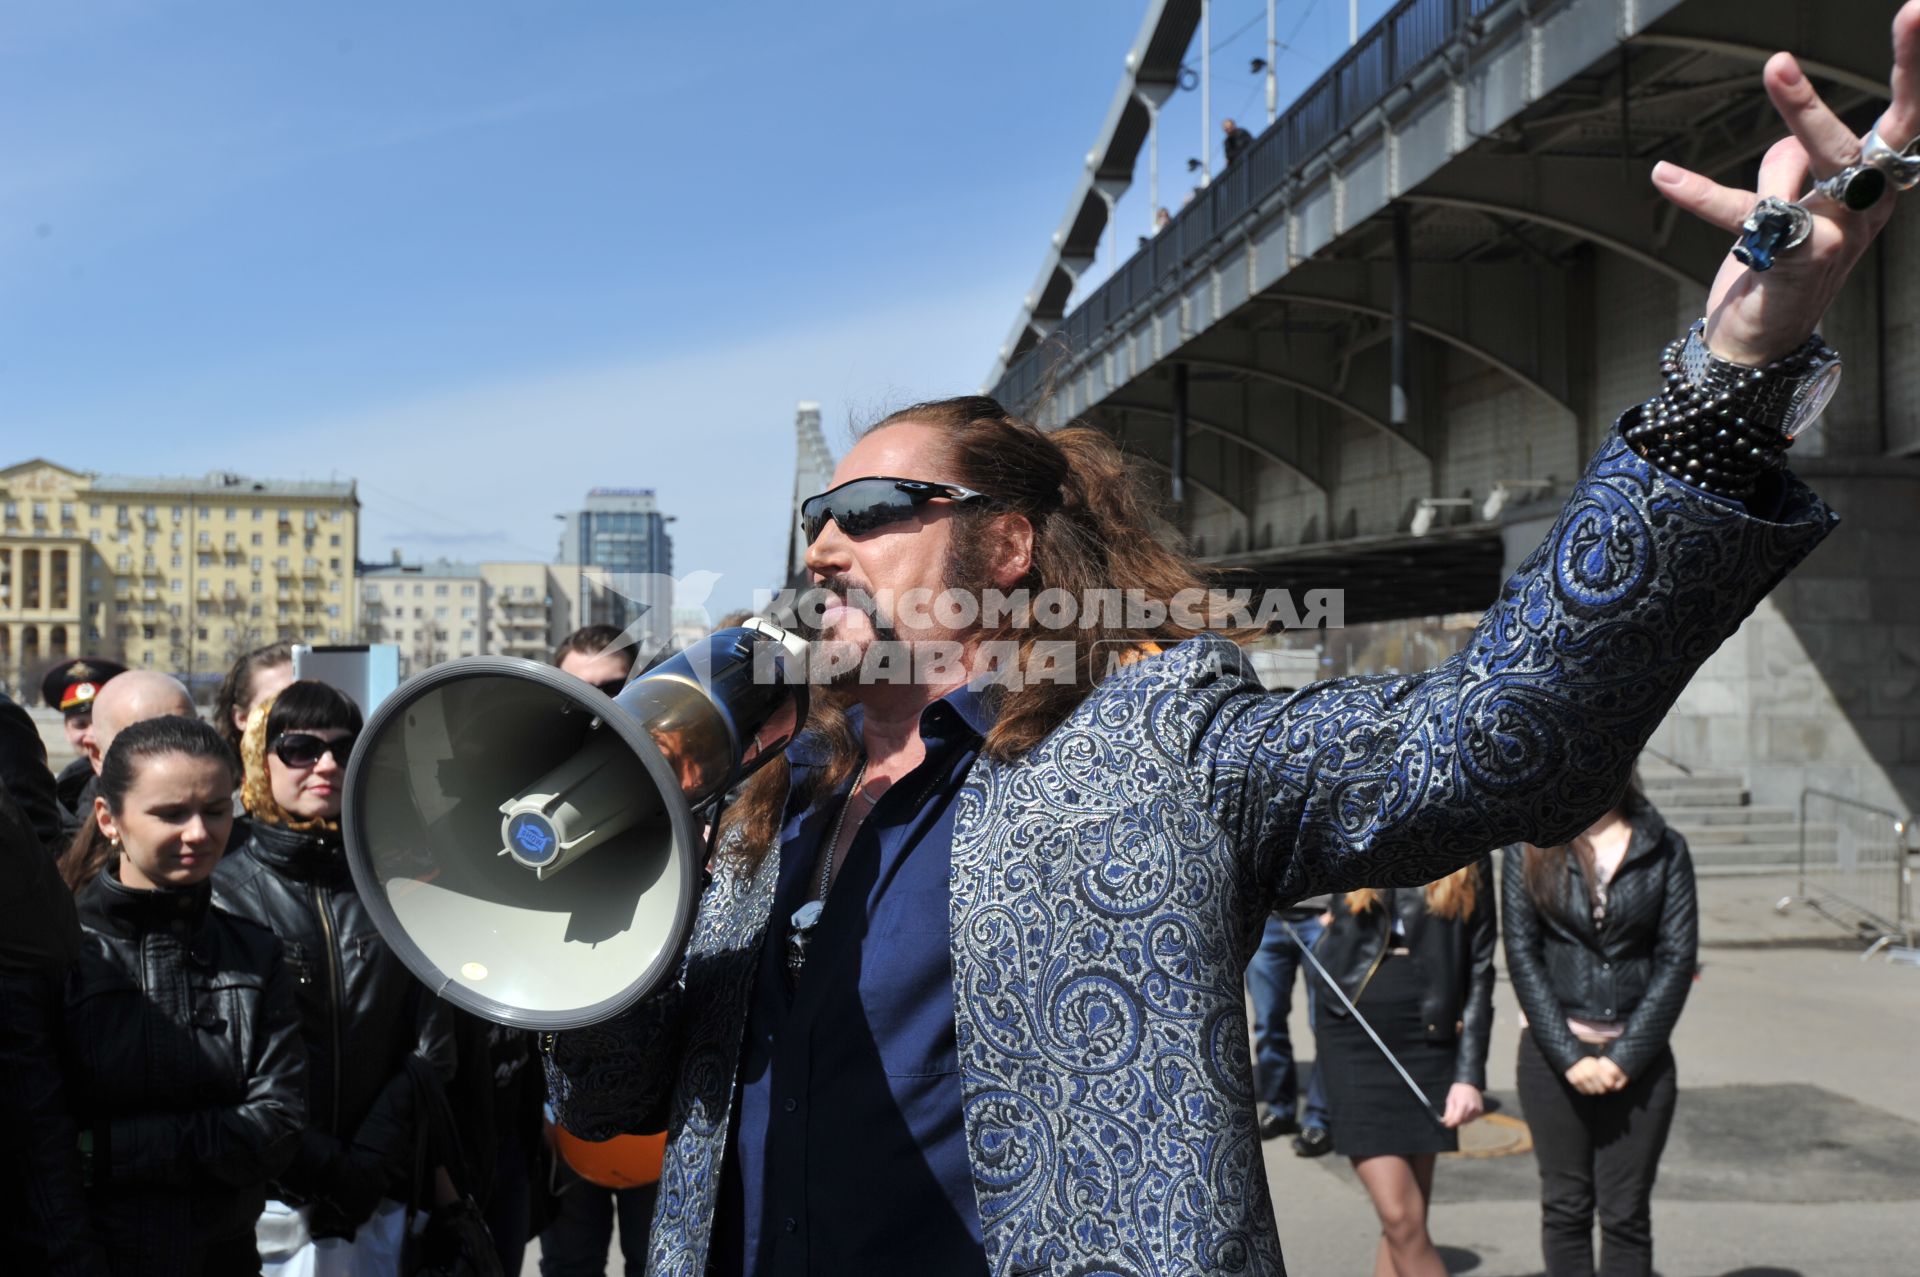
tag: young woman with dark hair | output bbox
[59,714,306,1276]
[212,642,296,760]
[1311,861,1496,1277]
[212,681,457,1275]
[1503,779,1697,1277]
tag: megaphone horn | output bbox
[343,620,809,1031]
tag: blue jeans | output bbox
[1245,913,1331,1130]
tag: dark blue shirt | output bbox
[710,686,995,1277]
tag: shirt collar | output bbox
[786,682,998,771]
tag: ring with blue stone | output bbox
[1810,162,1891,213]
[1732,196,1813,272]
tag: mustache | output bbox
[811,576,897,641]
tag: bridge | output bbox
[986,0,1920,826]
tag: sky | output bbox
[4,0,1399,616]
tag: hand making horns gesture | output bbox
[1651,1,1920,366]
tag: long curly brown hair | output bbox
[719,396,1255,863]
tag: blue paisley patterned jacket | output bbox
[545,429,1834,1276]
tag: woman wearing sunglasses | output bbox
[58,714,306,1276]
[213,680,456,1276]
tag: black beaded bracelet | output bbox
[1624,326,1836,501]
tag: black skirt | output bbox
[1315,952,1459,1158]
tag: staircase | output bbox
[1639,763,1833,878]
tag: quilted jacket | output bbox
[545,427,1834,1276]
[1500,801,1698,1080]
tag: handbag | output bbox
[401,1055,506,1277]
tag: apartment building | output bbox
[0,458,358,696]
[358,557,565,677]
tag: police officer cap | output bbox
[41,658,128,714]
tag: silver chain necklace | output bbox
[785,761,868,986]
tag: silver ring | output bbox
[1732,196,1813,272]
[1810,162,1891,212]
[1861,125,1920,191]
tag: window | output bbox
[329,580,339,593]
[278,534,291,547]
[170,554,182,568]
[225,533,237,548]
[330,534,340,547]
[328,604,341,618]
[461,607,476,619]
[60,503,74,521]
[170,579,183,593]
[278,509,289,523]
[252,508,263,521]
[522,586,537,598]
[435,606,448,619]
[461,629,474,643]
[434,584,449,597]
[275,557,289,571]
[461,584,476,597]
[89,529,101,543]
[225,507,236,521]
[196,627,208,641]
[172,506,183,521]
[329,628,340,642]
[1,501,14,520]
[144,531,157,545]
[197,553,214,568]
[392,583,404,596]
[252,580,263,594]
[251,532,262,546]
[413,585,424,597]
[250,604,262,617]
[170,531,182,547]
[89,504,101,518]
[250,556,262,571]
[116,553,131,570]
[31,501,47,520]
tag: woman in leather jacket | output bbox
[211,681,456,1275]
[1502,780,1695,1277]
[59,714,306,1276]
[1311,859,1495,1277]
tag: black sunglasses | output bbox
[800,477,995,545]
[271,732,357,768]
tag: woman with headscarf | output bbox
[212,680,456,1276]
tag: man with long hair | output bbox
[545,15,1919,1275]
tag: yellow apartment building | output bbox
[0,458,359,699]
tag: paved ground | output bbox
[1264,874,1920,1276]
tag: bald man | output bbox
[82,670,196,775]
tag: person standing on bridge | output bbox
[543,9,1920,1273]
[1222,116,1254,167]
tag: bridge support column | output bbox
[1171,362,1190,529]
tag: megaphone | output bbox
[342,620,809,1031]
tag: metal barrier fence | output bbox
[995,0,1515,409]
[1785,788,1915,957]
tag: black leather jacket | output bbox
[1500,802,1697,1080]
[211,819,455,1220]
[1311,858,1497,1088]
[62,869,305,1274]
[0,784,107,1277]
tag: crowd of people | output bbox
[0,627,666,1276]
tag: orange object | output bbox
[550,1124,667,1189]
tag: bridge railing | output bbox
[995,0,1506,410]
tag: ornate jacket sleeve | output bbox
[1193,421,1834,905]
[1604,833,1698,1080]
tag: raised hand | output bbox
[1650,1,1920,364]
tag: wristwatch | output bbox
[1676,321,1843,442]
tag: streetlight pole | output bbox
[1351,0,1360,46]
[1266,0,1278,124]
[1199,0,1211,187]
